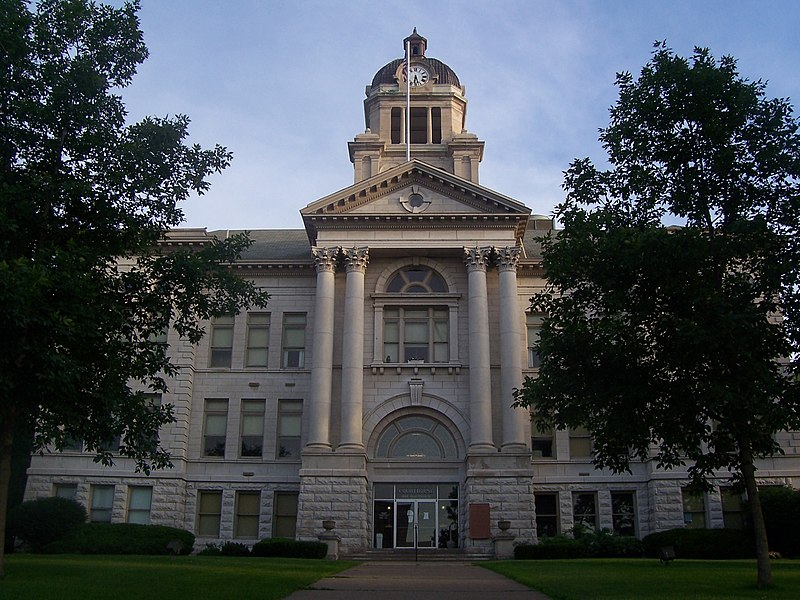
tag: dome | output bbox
[370,57,461,88]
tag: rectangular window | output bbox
[569,427,592,459]
[61,436,82,452]
[410,106,427,144]
[431,107,442,144]
[611,492,636,536]
[682,488,706,529]
[383,307,448,363]
[534,493,559,537]
[203,399,228,457]
[234,491,261,538]
[273,491,299,538]
[391,107,402,144]
[277,400,302,459]
[531,417,554,459]
[527,313,543,368]
[246,313,270,367]
[197,491,223,537]
[282,314,306,368]
[209,315,234,367]
[127,486,153,525]
[54,483,77,500]
[573,492,598,529]
[720,488,746,529]
[90,485,114,523]
[240,399,265,458]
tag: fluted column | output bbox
[339,247,369,451]
[306,247,338,450]
[464,247,494,451]
[496,246,528,450]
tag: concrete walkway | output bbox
[283,561,552,600]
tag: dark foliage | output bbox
[43,523,194,555]
[642,528,754,559]
[515,529,643,560]
[220,541,252,556]
[756,487,800,558]
[7,496,86,551]
[251,538,328,559]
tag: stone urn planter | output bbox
[322,519,336,531]
[497,520,511,531]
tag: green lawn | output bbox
[0,554,357,600]
[483,559,800,600]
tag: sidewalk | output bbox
[283,560,552,600]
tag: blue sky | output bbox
[119,0,800,230]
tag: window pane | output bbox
[235,492,261,538]
[280,414,301,436]
[129,487,152,510]
[284,328,305,346]
[211,327,233,347]
[55,484,77,500]
[199,491,222,513]
[384,322,399,342]
[205,414,227,436]
[433,321,448,342]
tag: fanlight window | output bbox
[386,267,447,293]
[376,415,458,459]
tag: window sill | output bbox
[371,362,461,375]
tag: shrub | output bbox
[758,486,800,558]
[220,541,252,556]
[197,543,222,556]
[8,497,87,551]
[252,538,327,559]
[514,529,643,560]
[44,523,194,555]
[642,528,753,559]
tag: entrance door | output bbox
[395,500,437,548]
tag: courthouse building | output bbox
[24,31,800,556]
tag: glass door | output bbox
[395,500,437,548]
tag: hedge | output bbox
[515,529,643,560]
[44,523,194,555]
[758,486,800,558]
[8,497,87,551]
[641,528,754,559]
[252,538,328,559]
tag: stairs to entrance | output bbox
[343,548,495,561]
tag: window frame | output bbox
[281,313,306,369]
[245,313,270,368]
[209,315,234,368]
[572,492,598,530]
[54,483,78,500]
[197,490,223,537]
[568,426,593,459]
[531,416,555,459]
[611,491,637,536]
[682,488,707,529]
[240,399,266,458]
[277,399,303,460]
[272,491,299,538]
[90,484,114,523]
[534,492,559,538]
[526,312,544,369]
[127,486,153,525]
[234,491,261,539]
[203,399,229,458]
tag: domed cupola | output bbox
[349,30,484,183]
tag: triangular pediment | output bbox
[301,160,531,246]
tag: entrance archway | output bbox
[373,483,459,549]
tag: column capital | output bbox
[312,247,338,273]
[343,246,369,273]
[463,246,492,272]
[494,246,521,272]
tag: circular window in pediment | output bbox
[400,189,431,213]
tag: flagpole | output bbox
[406,37,411,162]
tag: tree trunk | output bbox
[740,444,772,588]
[0,422,15,579]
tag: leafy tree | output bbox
[514,43,800,588]
[0,0,268,576]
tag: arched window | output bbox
[382,266,450,363]
[375,415,458,459]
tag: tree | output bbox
[0,0,269,576]
[514,43,800,588]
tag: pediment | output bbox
[301,160,531,246]
[302,160,529,218]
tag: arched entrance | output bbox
[369,412,463,550]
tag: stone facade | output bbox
[24,30,800,556]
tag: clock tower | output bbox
[348,29,485,183]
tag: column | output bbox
[464,247,494,451]
[427,107,432,143]
[496,246,528,450]
[339,247,369,451]
[306,247,337,450]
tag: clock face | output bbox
[406,65,429,87]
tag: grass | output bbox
[482,559,800,600]
[0,554,357,600]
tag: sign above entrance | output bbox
[396,484,436,499]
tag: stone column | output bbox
[306,247,338,450]
[464,247,494,451]
[496,247,528,450]
[339,247,369,450]
[427,107,433,143]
